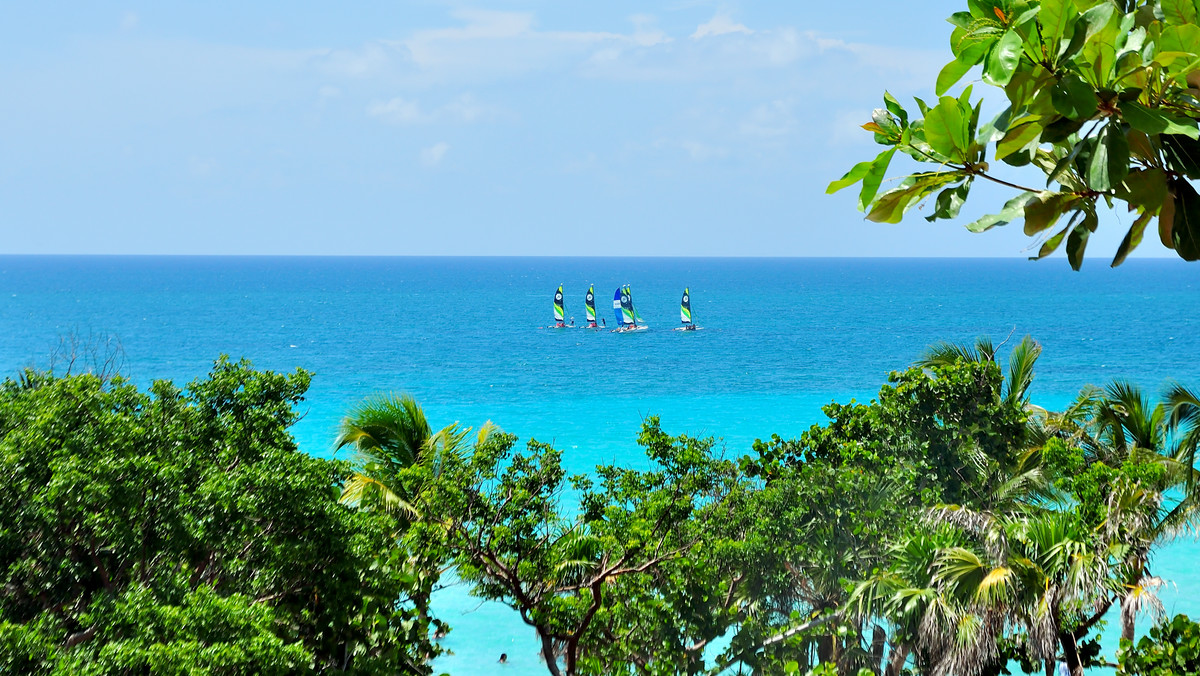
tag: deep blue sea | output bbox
[2,256,1197,673]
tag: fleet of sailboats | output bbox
[546,285,696,332]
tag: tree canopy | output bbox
[830,0,1200,268]
[0,359,439,675]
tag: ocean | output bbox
[2,255,1197,673]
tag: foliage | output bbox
[1119,613,1200,674]
[412,417,748,676]
[830,0,1200,267]
[0,359,438,674]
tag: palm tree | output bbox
[917,334,1042,410]
[1032,380,1200,643]
[335,393,491,521]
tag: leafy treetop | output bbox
[830,0,1200,268]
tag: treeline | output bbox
[2,342,1200,675]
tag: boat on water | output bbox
[584,285,602,328]
[612,285,648,332]
[552,285,571,328]
[673,287,701,331]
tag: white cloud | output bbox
[121,12,139,31]
[366,93,498,125]
[691,13,753,39]
[740,100,795,138]
[367,97,423,124]
[317,85,341,99]
[420,142,449,166]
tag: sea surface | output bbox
[2,256,1197,674]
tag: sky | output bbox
[0,1,1170,258]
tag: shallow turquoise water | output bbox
[1,256,1197,673]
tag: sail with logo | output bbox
[584,286,600,328]
[674,287,700,331]
[553,285,567,327]
[613,285,648,332]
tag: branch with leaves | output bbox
[830,0,1200,268]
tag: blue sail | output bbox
[613,287,623,325]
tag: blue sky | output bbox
[0,1,1164,258]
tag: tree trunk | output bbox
[539,630,562,676]
[1058,632,1084,676]
[869,625,886,675]
[883,643,910,676]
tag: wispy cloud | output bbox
[691,13,753,39]
[367,93,498,125]
[420,142,450,166]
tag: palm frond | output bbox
[1003,336,1041,408]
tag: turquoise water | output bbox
[2,256,1198,673]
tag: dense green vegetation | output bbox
[3,343,1199,675]
[829,0,1200,267]
[0,359,439,675]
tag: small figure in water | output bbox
[499,653,508,664]
[570,317,575,326]
[602,318,606,327]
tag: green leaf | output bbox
[1157,24,1200,59]
[966,192,1033,232]
[996,119,1044,159]
[1111,211,1154,267]
[926,181,972,222]
[1170,179,1200,261]
[1163,134,1200,178]
[1023,192,1078,236]
[827,160,875,195]
[1035,216,1077,259]
[924,99,969,160]
[1086,122,1129,192]
[858,148,897,211]
[1162,0,1200,26]
[1120,101,1200,140]
[1117,168,1169,212]
[1051,73,1098,119]
[1066,209,1098,270]
[985,29,1024,86]
[867,172,963,224]
[1039,0,1072,46]
[883,91,908,126]
[937,55,977,96]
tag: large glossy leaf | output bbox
[997,119,1044,159]
[937,54,977,97]
[926,181,972,222]
[985,29,1024,86]
[1171,179,1200,261]
[1120,101,1200,140]
[1111,211,1154,267]
[867,172,963,223]
[966,192,1034,232]
[1035,213,1081,259]
[1086,122,1129,192]
[1158,24,1200,60]
[1051,73,1098,119]
[1067,209,1098,270]
[1163,134,1200,178]
[858,148,897,211]
[1023,192,1078,236]
[1117,168,1168,212]
[924,99,969,160]
[1039,0,1073,46]
[1162,0,1200,26]
[1160,186,1177,249]
[827,159,875,195]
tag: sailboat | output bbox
[552,285,570,328]
[584,285,601,328]
[674,287,700,331]
[612,285,648,332]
